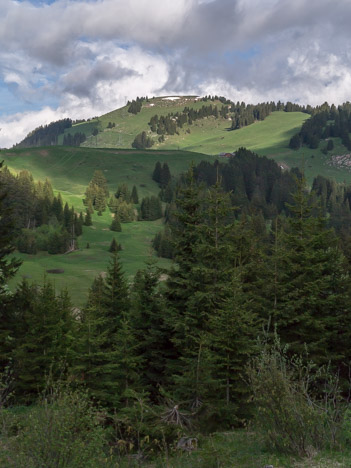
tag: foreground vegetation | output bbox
[3,149,351,466]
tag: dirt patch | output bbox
[46,268,64,274]
[39,150,49,157]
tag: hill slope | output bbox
[1,147,212,305]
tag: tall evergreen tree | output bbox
[131,185,139,204]
[268,177,351,367]
[131,261,173,399]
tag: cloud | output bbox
[1,0,351,146]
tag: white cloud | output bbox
[0,107,67,148]
[1,0,351,147]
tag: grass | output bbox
[5,102,351,303]
[59,96,351,185]
[1,146,213,306]
[116,430,351,467]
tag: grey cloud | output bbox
[61,61,138,99]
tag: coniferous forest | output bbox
[3,143,351,466]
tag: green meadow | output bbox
[64,97,351,184]
[5,102,351,305]
[2,147,212,305]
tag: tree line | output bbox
[289,101,351,150]
[0,166,83,254]
[2,157,351,446]
[16,118,73,148]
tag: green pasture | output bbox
[2,146,215,305]
[60,99,351,185]
[69,96,209,149]
[5,104,351,304]
[9,216,171,307]
[159,110,308,154]
[1,146,213,208]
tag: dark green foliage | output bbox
[63,132,86,146]
[160,163,171,188]
[110,214,122,232]
[152,225,174,258]
[75,254,136,408]
[327,138,334,151]
[0,387,107,467]
[100,253,130,326]
[11,281,74,400]
[0,163,22,286]
[115,183,131,202]
[140,196,163,220]
[289,133,302,149]
[0,165,80,255]
[289,101,351,151]
[131,261,173,398]
[159,182,174,202]
[132,131,154,149]
[265,177,351,367]
[127,97,144,114]
[84,209,92,226]
[16,118,72,148]
[152,161,162,183]
[131,185,139,204]
[108,237,122,252]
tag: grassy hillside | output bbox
[5,103,351,303]
[1,147,212,305]
[61,97,307,154]
[60,97,351,184]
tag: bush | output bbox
[0,387,109,467]
[247,333,345,456]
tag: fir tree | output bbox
[110,214,122,232]
[84,209,93,226]
[109,237,121,253]
[131,261,173,399]
[131,185,139,204]
[269,176,351,367]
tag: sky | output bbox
[1,0,351,147]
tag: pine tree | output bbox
[72,304,121,408]
[269,176,351,367]
[152,161,162,183]
[131,261,173,399]
[101,253,130,333]
[12,281,74,400]
[131,185,139,204]
[84,209,93,226]
[110,214,122,232]
[209,272,258,424]
[109,238,121,252]
[160,163,171,188]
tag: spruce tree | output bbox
[84,209,93,226]
[269,176,351,367]
[72,304,121,408]
[152,161,162,183]
[101,253,130,333]
[110,214,122,232]
[131,261,173,399]
[131,185,139,204]
[12,281,74,400]
[109,237,121,252]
